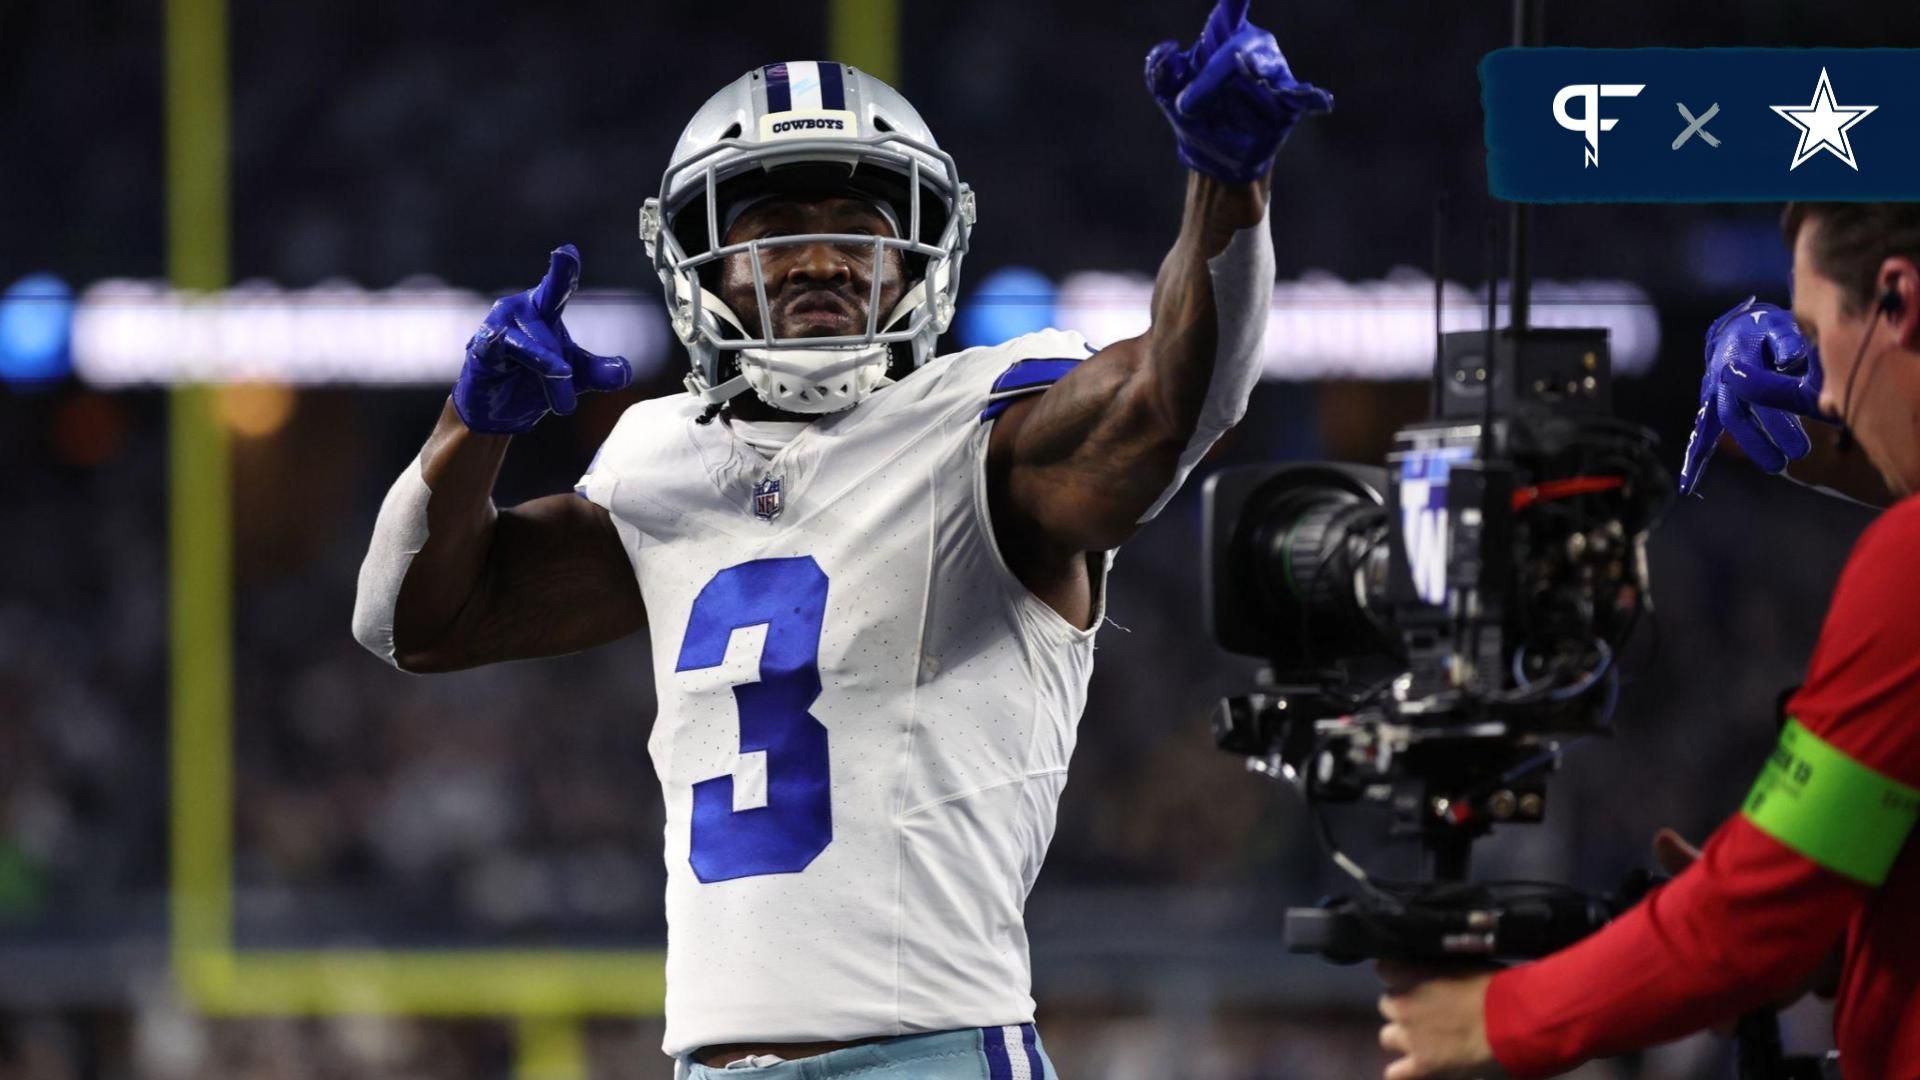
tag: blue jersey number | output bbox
[676,557,832,883]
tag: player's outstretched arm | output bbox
[989,0,1328,557]
[352,247,643,673]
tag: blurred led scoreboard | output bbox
[40,273,1658,387]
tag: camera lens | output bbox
[1233,465,1395,670]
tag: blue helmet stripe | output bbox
[819,61,845,109]
[764,63,792,112]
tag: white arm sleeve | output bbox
[1138,205,1275,523]
[351,455,433,668]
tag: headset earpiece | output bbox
[1839,278,1905,455]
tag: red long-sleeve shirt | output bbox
[1486,495,1920,1079]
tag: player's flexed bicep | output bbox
[988,337,1164,556]
[988,0,1329,558]
[353,246,643,673]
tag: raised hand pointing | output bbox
[453,244,634,435]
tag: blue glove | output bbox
[452,244,633,435]
[1677,297,1826,497]
[1145,0,1333,183]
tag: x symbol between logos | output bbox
[1673,101,1721,149]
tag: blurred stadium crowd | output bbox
[9,0,1920,1075]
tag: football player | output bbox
[352,1,1330,1075]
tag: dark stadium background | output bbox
[3,1,1914,1076]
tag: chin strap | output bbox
[682,268,940,409]
[686,370,752,404]
[680,285,758,406]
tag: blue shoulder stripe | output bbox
[980,357,1082,421]
[991,357,1081,394]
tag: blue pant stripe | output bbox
[1020,1024,1043,1077]
[982,1026,1013,1080]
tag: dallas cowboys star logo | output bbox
[1770,67,1877,171]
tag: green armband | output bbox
[1741,719,1920,886]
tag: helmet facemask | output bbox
[642,63,975,415]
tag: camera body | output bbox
[1203,328,1669,958]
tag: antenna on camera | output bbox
[1509,0,1537,338]
[1432,191,1449,415]
[1484,215,1500,462]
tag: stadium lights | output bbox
[1054,269,1660,378]
[217,383,298,438]
[69,278,669,388]
[0,273,75,384]
[65,273,1657,387]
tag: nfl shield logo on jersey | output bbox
[751,475,784,521]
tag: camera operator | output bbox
[1377,202,1920,1079]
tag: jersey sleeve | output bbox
[1779,497,1920,814]
[574,412,632,509]
[979,354,1089,421]
[920,328,1096,424]
[573,394,692,513]
[1484,496,1920,1079]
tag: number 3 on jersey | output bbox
[676,556,832,882]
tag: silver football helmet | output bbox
[641,61,975,414]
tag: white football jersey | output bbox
[575,329,1108,1056]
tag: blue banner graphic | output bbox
[1482,48,1920,202]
